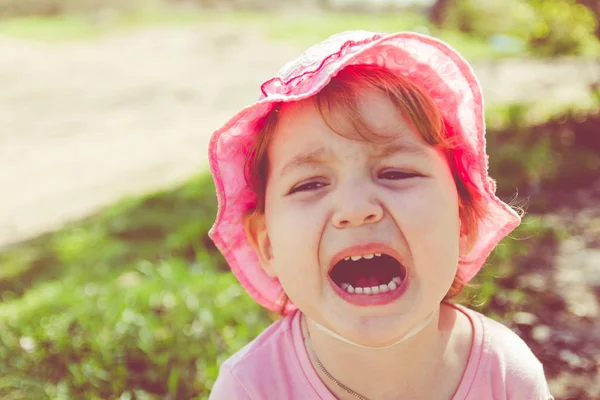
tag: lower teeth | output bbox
[342,276,402,295]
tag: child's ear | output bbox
[244,211,277,277]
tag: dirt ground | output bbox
[0,25,292,247]
[1,24,599,398]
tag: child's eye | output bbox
[379,170,421,180]
[289,181,327,194]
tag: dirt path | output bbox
[1,26,599,248]
[0,25,299,247]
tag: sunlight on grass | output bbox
[0,11,510,60]
[0,15,102,40]
[0,12,222,41]
[265,12,430,43]
[263,12,506,59]
[0,248,40,281]
[486,95,600,130]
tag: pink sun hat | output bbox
[208,31,521,314]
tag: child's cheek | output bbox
[264,198,326,295]
[386,179,458,226]
[265,196,324,247]
[388,181,460,258]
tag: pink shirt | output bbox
[209,305,552,399]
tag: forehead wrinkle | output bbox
[276,140,426,180]
[277,146,333,178]
[372,141,427,159]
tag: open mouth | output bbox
[329,253,407,295]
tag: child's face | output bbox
[247,90,462,346]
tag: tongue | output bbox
[355,276,380,288]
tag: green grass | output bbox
[0,15,101,40]
[0,174,273,399]
[0,12,226,42]
[0,174,221,297]
[0,11,518,60]
[486,94,600,130]
[264,12,512,60]
[265,11,430,43]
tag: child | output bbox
[207,31,553,399]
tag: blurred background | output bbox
[0,0,599,399]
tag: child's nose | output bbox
[331,195,384,229]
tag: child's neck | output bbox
[301,303,472,400]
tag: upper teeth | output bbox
[344,253,382,261]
